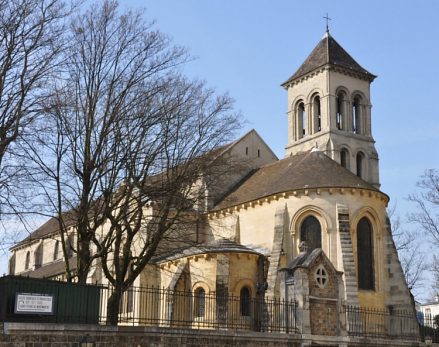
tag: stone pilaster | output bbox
[384,217,417,311]
[216,254,230,327]
[266,205,288,298]
[336,204,360,306]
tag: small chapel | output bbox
[8,30,419,344]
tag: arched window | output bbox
[300,215,322,252]
[312,95,321,133]
[194,287,206,317]
[356,151,364,178]
[240,287,251,316]
[336,91,346,130]
[297,101,306,139]
[66,233,74,258]
[357,217,374,290]
[352,96,362,134]
[34,243,43,269]
[340,148,349,169]
[9,253,16,275]
[53,240,59,260]
[25,251,30,270]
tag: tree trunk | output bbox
[106,286,122,326]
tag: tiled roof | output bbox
[282,32,376,86]
[286,248,322,270]
[17,256,77,279]
[11,212,78,250]
[213,150,382,211]
[151,239,262,264]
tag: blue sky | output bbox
[3,1,439,300]
[118,0,439,218]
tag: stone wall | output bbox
[0,322,427,347]
[0,323,304,347]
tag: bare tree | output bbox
[431,256,439,295]
[408,169,439,244]
[0,0,69,252]
[408,169,439,295]
[27,0,240,324]
[389,205,427,292]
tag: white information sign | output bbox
[15,293,54,315]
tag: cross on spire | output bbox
[323,13,331,33]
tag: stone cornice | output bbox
[284,65,374,89]
[208,187,388,219]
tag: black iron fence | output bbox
[3,275,438,342]
[419,313,439,343]
[344,305,427,341]
[103,285,298,333]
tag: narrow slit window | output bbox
[357,217,374,290]
[352,96,362,134]
[195,287,206,317]
[313,95,321,133]
[240,287,251,316]
[297,102,306,139]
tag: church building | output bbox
[8,30,419,345]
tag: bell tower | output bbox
[282,31,380,188]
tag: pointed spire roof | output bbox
[282,32,376,87]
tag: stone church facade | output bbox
[8,31,420,345]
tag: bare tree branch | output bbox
[26,0,241,325]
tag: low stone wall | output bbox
[1,323,303,347]
[0,322,428,347]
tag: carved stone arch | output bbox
[351,206,383,236]
[335,85,350,96]
[232,278,255,297]
[192,281,211,294]
[290,206,332,255]
[339,143,353,152]
[350,90,369,104]
[291,95,307,110]
[306,88,324,104]
[290,205,332,233]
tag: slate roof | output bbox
[151,239,262,264]
[282,32,376,86]
[17,256,77,279]
[213,150,383,211]
[286,248,322,271]
[11,212,78,250]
